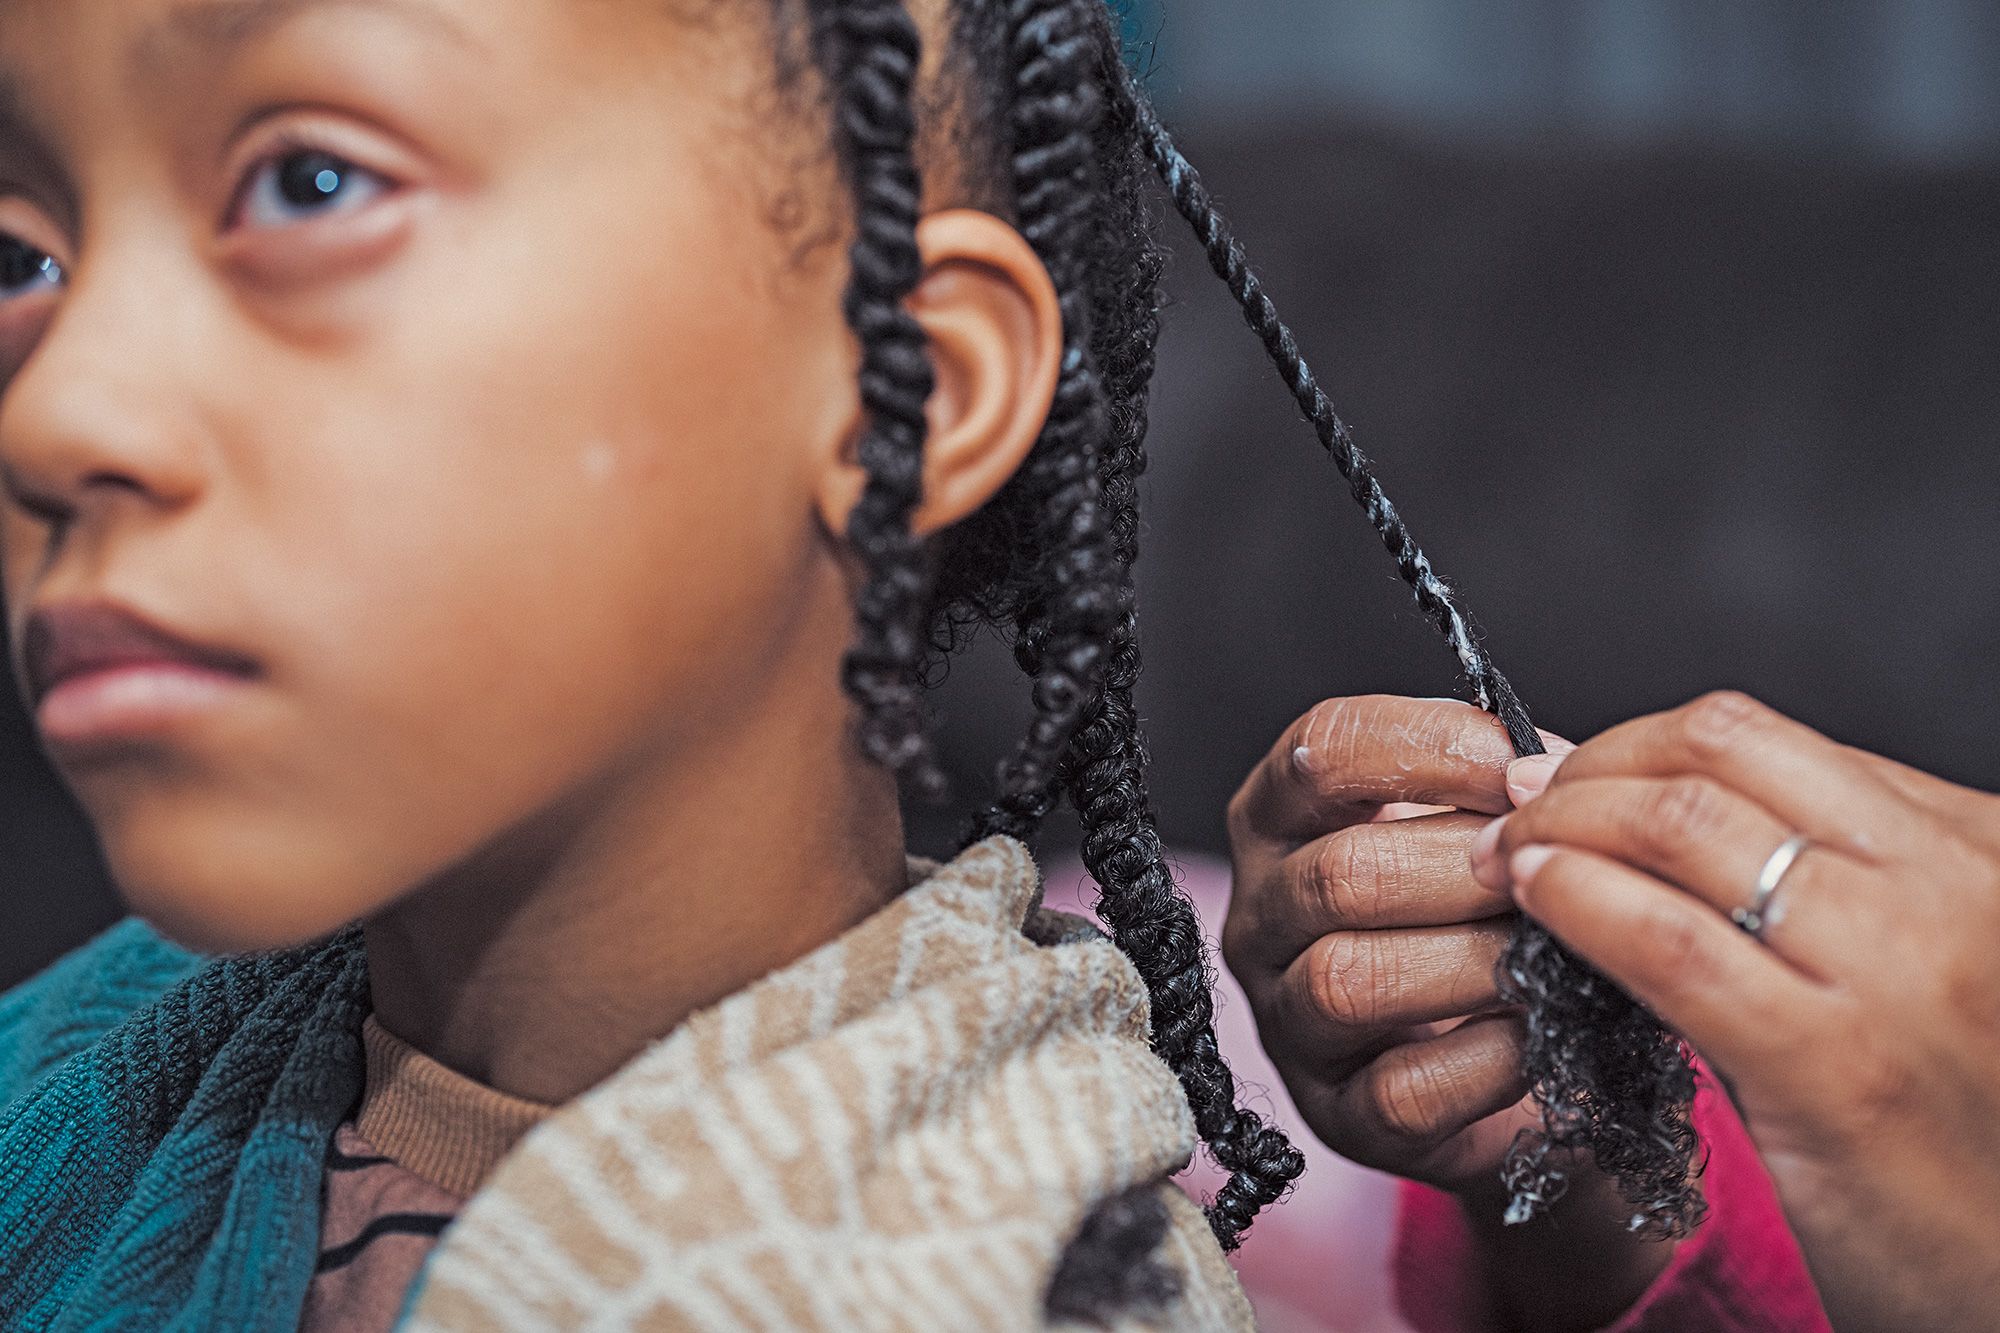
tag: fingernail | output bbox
[1509,845,1555,897]
[1470,815,1508,888]
[1534,729,1579,757]
[1506,753,1566,806]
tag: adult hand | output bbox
[1478,690,2000,1332]
[1224,695,1672,1331]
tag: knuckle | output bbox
[1220,891,1283,1005]
[1447,926,1508,1009]
[1935,917,2000,1027]
[1832,1041,1918,1146]
[1309,932,1388,1029]
[1942,960,2000,1032]
[1977,854,2000,922]
[1922,833,1997,921]
[1224,780,1256,846]
[1219,904,1255,986]
[1293,696,1365,778]
[1678,690,1768,762]
[1638,902,1712,992]
[1366,1049,1454,1144]
[1308,828,1393,927]
[1641,777,1729,855]
[1288,698,1337,759]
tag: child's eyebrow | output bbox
[134,0,480,73]
[0,0,476,197]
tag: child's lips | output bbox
[20,599,260,749]
[35,661,256,747]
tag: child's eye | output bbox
[233,149,391,231]
[0,237,61,302]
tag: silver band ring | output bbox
[1732,833,1810,940]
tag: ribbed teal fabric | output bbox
[0,917,374,1331]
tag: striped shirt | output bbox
[300,1014,558,1332]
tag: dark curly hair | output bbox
[797,0,1306,1271]
[792,0,1703,1298]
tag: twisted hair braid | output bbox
[1124,91,1537,751]
[1109,67,1702,1234]
[806,0,949,804]
[952,0,1304,1254]
[959,0,1124,845]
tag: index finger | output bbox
[1230,695,1544,849]
[1244,812,1515,968]
[1549,691,1924,859]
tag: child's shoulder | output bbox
[0,917,208,1112]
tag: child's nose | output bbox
[0,250,209,535]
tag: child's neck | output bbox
[357,659,910,1107]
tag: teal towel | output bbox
[0,918,373,1331]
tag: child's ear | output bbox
[814,208,1062,540]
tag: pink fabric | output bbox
[1394,1070,1832,1331]
[299,1121,464,1333]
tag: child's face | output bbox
[0,0,868,951]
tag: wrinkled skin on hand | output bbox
[1224,695,1672,1332]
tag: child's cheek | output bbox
[60,45,850,953]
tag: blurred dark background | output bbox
[7,0,1999,987]
[904,0,2000,862]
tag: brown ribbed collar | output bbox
[354,1013,560,1199]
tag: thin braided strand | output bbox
[1126,94,1544,752]
[1116,75,1702,1234]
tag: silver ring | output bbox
[1732,833,1810,940]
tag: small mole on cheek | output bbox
[581,442,618,484]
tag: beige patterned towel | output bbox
[401,833,1257,1331]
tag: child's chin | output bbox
[121,882,358,957]
[106,842,376,957]
[89,796,396,955]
